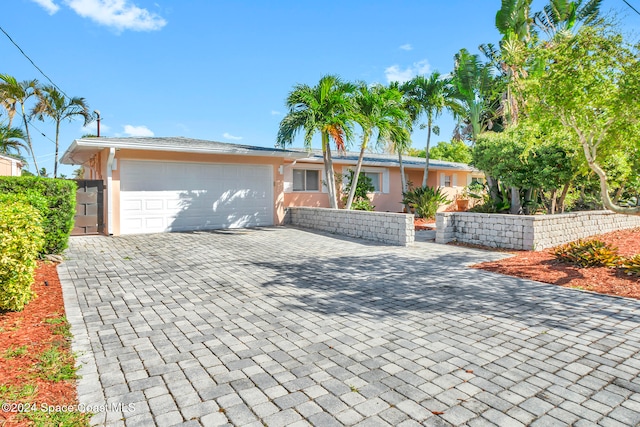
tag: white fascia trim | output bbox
[72,140,307,159]
[106,147,115,236]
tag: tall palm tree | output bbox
[277,75,355,209]
[0,74,42,175]
[32,85,92,178]
[534,0,602,38]
[345,83,410,209]
[401,72,457,187]
[450,49,504,203]
[383,82,414,200]
[450,49,502,143]
[0,125,27,156]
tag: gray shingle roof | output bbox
[76,136,300,154]
[287,148,474,171]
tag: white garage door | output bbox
[119,160,273,234]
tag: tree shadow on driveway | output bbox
[252,250,640,337]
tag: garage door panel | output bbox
[144,200,164,210]
[120,160,273,234]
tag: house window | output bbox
[444,175,452,187]
[293,169,320,191]
[364,172,381,192]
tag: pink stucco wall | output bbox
[86,149,475,235]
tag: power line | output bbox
[0,24,71,100]
[13,109,58,146]
[622,0,640,17]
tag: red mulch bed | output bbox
[414,217,436,230]
[0,261,80,426]
[473,228,640,299]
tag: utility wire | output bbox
[13,110,57,145]
[0,24,71,100]
[622,0,640,17]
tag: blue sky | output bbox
[3,0,640,176]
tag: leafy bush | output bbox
[467,181,511,213]
[621,255,640,276]
[0,196,45,311]
[351,198,374,211]
[552,239,621,268]
[0,177,76,254]
[343,171,375,211]
[402,186,450,219]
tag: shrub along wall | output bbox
[0,177,76,254]
[436,210,640,251]
[0,195,45,311]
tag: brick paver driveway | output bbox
[59,227,640,427]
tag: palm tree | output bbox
[401,72,457,187]
[346,84,411,209]
[374,81,414,214]
[534,0,602,38]
[0,125,27,156]
[450,49,503,142]
[450,49,505,203]
[277,75,355,209]
[32,85,92,178]
[0,75,42,175]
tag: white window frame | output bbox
[364,171,382,192]
[342,166,389,194]
[284,164,327,193]
[293,169,321,192]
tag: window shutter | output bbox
[284,166,293,192]
[382,170,390,193]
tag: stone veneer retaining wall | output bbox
[286,207,414,246]
[436,210,640,251]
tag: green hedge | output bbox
[0,177,76,254]
[0,196,45,311]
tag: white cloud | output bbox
[223,132,242,141]
[399,43,413,51]
[384,59,431,84]
[81,122,111,135]
[271,110,281,116]
[123,125,154,137]
[31,0,60,14]
[64,0,167,32]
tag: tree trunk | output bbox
[399,150,411,213]
[486,176,500,203]
[54,120,60,178]
[548,189,557,214]
[345,141,367,210]
[578,132,640,215]
[21,103,40,176]
[558,182,570,213]
[322,135,338,209]
[422,118,432,187]
[523,188,533,215]
[586,154,640,215]
[613,185,625,204]
[509,186,521,214]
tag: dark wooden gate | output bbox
[72,180,104,236]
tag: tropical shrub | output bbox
[621,255,640,276]
[342,171,375,211]
[402,186,450,219]
[552,240,621,268]
[0,176,76,254]
[0,196,45,311]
